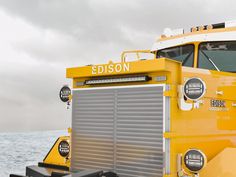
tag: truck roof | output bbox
[152,24,236,51]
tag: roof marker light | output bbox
[225,20,236,28]
[163,28,184,37]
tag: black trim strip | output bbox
[212,22,225,29]
[85,75,151,85]
[38,162,69,171]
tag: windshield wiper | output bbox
[200,50,220,71]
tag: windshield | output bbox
[156,44,194,67]
[198,41,236,72]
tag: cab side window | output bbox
[157,45,194,67]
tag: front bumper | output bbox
[9,162,118,177]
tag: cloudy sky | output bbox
[0,0,235,132]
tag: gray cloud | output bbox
[0,0,235,131]
[0,58,71,131]
[1,0,235,64]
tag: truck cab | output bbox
[11,21,236,177]
[64,21,236,177]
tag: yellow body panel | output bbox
[200,148,236,177]
[43,136,70,168]
[65,34,236,176]
[170,67,236,176]
[67,58,180,80]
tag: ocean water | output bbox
[0,130,67,177]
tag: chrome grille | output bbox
[71,85,168,177]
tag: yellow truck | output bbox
[10,21,236,177]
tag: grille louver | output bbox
[72,85,167,177]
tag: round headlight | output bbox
[58,140,70,157]
[184,149,207,172]
[183,78,206,101]
[59,85,71,102]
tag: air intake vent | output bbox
[71,85,169,177]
